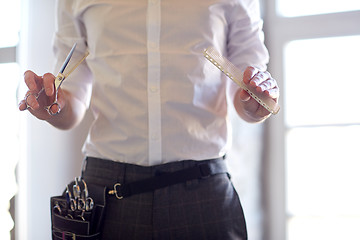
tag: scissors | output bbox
[72,177,94,212]
[66,185,77,212]
[25,43,89,115]
[73,177,82,210]
[80,179,94,211]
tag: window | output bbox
[0,0,21,239]
[263,1,360,239]
[277,0,360,17]
[284,34,360,240]
[284,36,360,126]
[0,1,20,48]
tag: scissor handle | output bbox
[23,46,89,116]
[53,202,62,215]
[45,72,65,115]
[54,73,65,90]
[70,199,77,212]
[24,88,45,109]
[46,102,61,116]
[85,197,94,211]
[77,198,86,211]
[25,88,61,115]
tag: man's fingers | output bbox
[243,66,259,84]
[18,99,28,111]
[43,73,55,96]
[239,89,251,101]
[24,92,40,110]
[250,71,272,87]
[243,67,280,100]
[24,70,43,91]
[256,78,277,92]
[264,87,280,99]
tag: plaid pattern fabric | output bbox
[82,157,247,240]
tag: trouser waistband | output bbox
[82,157,229,199]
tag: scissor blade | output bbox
[58,43,77,74]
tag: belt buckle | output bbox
[108,183,124,200]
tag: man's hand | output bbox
[234,66,280,122]
[19,70,67,121]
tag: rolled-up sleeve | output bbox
[52,0,93,108]
[225,0,270,99]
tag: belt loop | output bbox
[226,172,232,179]
[119,163,127,184]
[199,162,212,178]
[80,158,88,179]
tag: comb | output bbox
[204,46,280,115]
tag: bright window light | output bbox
[0,0,20,47]
[0,63,20,240]
[284,35,360,127]
[277,0,360,17]
[286,126,360,240]
[284,36,360,240]
[0,0,21,239]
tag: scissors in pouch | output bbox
[81,179,94,211]
[25,43,89,115]
[73,177,94,212]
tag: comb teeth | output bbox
[204,46,280,115]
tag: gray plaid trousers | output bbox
[82,157,247,240]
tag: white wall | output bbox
[17,0,92,239]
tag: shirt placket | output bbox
[147,0,162,165]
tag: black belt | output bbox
[107,158,228,199]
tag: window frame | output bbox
[0,4,19,239]
[262,1,360,239]
[0,47,16,63]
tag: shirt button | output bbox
[149,42,158,50]
[151,134,159,141]
[150,0,158,5]
[149,86,158,93]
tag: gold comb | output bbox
[204,46,280,115]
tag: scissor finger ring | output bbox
[85,197,94,211]
[53,202,62,215]
[24,89,44,109]
[70,198,77,212]
[78,198,86,211]
[46,102,61,116]
[22,43,88,116]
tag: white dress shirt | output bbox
[53,0,269,166]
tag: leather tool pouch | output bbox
[50,180,107,240]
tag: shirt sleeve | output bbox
[52,0,93,108]
[225,0,270,100]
